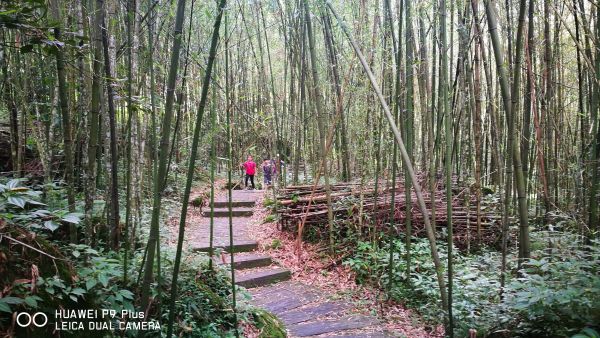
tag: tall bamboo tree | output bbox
[140,0,187,314]
[440,0,454,333]
[484,0,530,264]
[166,1,226,335]
[49,0,76,242]
[98,0,120,249]
[305,0,335,253]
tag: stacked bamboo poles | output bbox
[276,176,501,250]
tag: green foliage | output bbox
[496,243,600,337]
[0,0,46,30]
[265,239,282,250]
[263,214,277,223]
[252,308,286,338]
[1,180,132,336]
[343,240,390,286]
[156,251,255,336]
[573,328,600,338]
[343,237,442,296]
[191,195,205,208]
[263,197,282,210]
[343,234,600,337]
[261,197,281,224]
[0,178,83,233]
[263,197,275,207]
[0,184,256,337]
[67,245,135,310]
[0,241,133,336]
[8,247,129,306]
[0,295,41,313]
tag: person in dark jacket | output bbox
[262,158,274,188]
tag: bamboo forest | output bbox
[1,0,599,337]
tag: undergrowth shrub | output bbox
[0,178,274,337]
[497,243,600,337]
[156,251,249,337]
[342,233,600,337]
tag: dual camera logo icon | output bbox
[16,312,48,327]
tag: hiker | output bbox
[240,155,256,190]
[262,158,274,187]
[269,158,278,183]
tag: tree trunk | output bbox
[484,0,530,264]
[304,0,335,253]
[140,0,187,314]
[165,1,226,334]
[50,0,76,243]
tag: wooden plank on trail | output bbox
[235,267,291,288]
[288,316,379,337]
[277,301,348,324]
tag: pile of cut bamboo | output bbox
[276,176,501,249]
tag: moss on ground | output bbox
[252,308,286,338]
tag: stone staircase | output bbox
[193,191,292,288]
[190,190,397,337]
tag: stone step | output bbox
[236,268,292,288]
[260,292,321,314]
[277,302,348,325]
[330,331,396,338]
[218,253,272,270]
[211,200,255,208]
[202,207,253,217]
[193,240,258,253]
[287,316,378,337]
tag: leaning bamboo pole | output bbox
[165,0,227,336]
[326,1,448,310]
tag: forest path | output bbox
[187,188,398,337]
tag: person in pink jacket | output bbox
[240,155,256,190]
